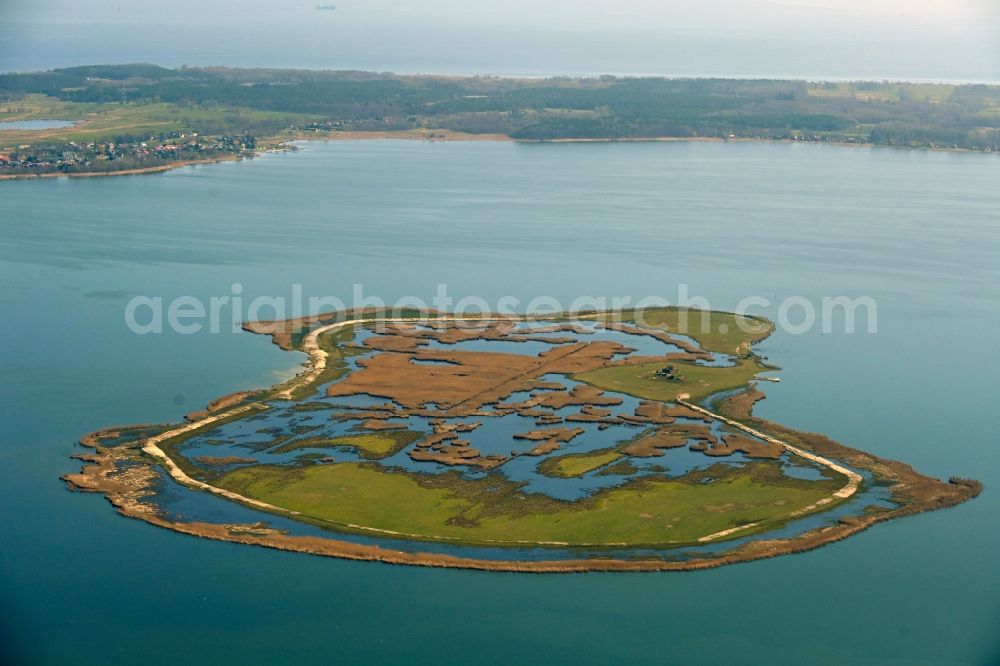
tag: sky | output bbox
[2,0,999,80]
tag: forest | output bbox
[3,64,1000,152]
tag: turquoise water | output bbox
[1,140,999,664]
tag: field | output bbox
[216,461,844,546]
[806,82,958,103]
[4,67,1000,157]
[0,94,319,148]
[575,357,770,404]
[603,308,773,353]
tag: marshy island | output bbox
[66,307,981,572]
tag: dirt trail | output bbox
[144,316,497,504]
[676,395,863,542]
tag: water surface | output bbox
[1,140,998,665]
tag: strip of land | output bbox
[141,314,852,546]
[3,66,999,179]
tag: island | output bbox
[3,65,999,179]
[64,307,981,572]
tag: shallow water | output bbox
[172,324,809,507]
[0,119,77,130]
[1,140,999,664]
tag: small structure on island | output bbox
[655,365,682,382]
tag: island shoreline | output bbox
[63,309,982,573]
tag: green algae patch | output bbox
[215,461,844,547]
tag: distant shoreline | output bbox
[312,130,996,155]
[0,153,245,181]
[2,130,993,182]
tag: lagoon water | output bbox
[3,5,999,83]
[0,120,77,131]
[1,140,999,664]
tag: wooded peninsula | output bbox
[2,64,999,176]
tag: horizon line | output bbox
[3,62,999,87]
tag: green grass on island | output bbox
[271,431,422,459]
[537,448,624,478]
[605,308,773,354]
[574,357,770,404]
[215,461,846,546]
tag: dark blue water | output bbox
[2,140,999,664]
